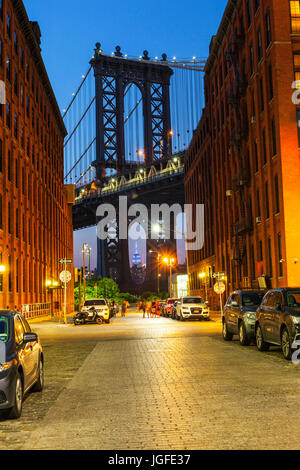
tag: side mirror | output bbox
[205,301,209,306]
[231,301,239,307]
[23,332,38,343]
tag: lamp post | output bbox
[82,243,89,302]
[164,257,176,297]
[149,250,161,294]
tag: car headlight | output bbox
[292,316,300,325]
[246,312,256,319]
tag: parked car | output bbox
[174,297,210,321]
[222,290,266,345]
[255,288,300,360]
[81,299,110,323]
[0,311,44,419]
[164,298,179,318]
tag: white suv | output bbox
[82,299,110,323]
[175,296,210,321]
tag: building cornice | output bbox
[12,0,67,138]
[205,0,240,75]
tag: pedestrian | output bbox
[135,301,139,313]
[156,300,161,317]
[151,300,156,318]
[121,300,126,317]
[146,299,152,318]
[142,300,147,318]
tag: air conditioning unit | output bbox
[251,116,256,124]
[256,216,262,224]
[226,190,233,197]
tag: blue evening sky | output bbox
[23,0,228,270]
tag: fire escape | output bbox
[226,29,252,284]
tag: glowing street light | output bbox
[0,265,6,273]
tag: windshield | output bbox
[0,315,9,343]
[286,291,300,308]
[84,300,106,307]
[183,297,204,304]
[242,293,265,307]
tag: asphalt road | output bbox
[1,312,300,450]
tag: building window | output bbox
[250,43,254,75]
[262,128,267,164]
[265,9,272,46]
[268,237,273,278]
[257,28,262,61]
[6,13,11,38]
[274,174,280,214]
[265,182,270,219]
[271,116,277,156]
[247,0,252,28]
[259,77,264,111]
[290,1,300,33]
[268,65,274,100]
[6,55,11,82]
[254,0,259,11]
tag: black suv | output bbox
[0,311,44,419]
[223,290,266,346]
[255,288,300,360]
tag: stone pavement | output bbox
[19,316,300,450]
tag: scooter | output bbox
[73,307,104,325]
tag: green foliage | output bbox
[140,291,169,301]
[74,277,137,309]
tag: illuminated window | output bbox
[290,1,300,33]
[293,53,300,88]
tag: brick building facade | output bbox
[0,0,74,313]
[185,0,300,308]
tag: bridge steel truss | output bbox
[91,44,174,178]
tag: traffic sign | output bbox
[59,258,73,265]
[214,281,226,295]
[59,270,72,283]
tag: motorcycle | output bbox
[73,307,104,325]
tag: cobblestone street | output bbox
[1,313,300,450]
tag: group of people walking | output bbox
[136,300,161,318]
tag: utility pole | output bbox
[88,247,92,279]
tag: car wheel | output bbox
[281,328,292,361]
[9,372,23,420]
[256,325,269,352]
[105,319,110,324]
[239,322,250,346]
[96,317,103,325]
[180,312,185,322]
[32,358,44,392]
[222,320,233,341]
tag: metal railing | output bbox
[22,303,51,320]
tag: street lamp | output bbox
[0,266,6,273]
